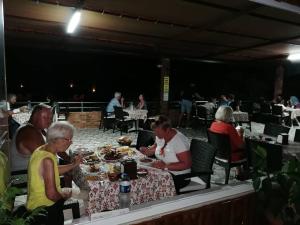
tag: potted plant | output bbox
[252,146,300,225]
[0,186,46,225]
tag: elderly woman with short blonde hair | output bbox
[210,106,245,162]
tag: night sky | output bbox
[5,45,300,103]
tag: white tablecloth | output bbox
[232,111,249,122]
[124,109,148,120]
[12,112,31,125]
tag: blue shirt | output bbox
[106,98,121,113]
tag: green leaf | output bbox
[255,146,267,159]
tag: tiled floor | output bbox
[65,122,264,221]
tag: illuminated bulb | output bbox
[67,11,81,34]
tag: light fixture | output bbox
[67,10,81,34]
[249,0,300,15]
[287,53,300,61]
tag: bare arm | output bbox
[58,155,82,175]
[139,144,157,157]
[42,158,63,202]
[152,151,192,171]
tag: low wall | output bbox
[67,111,101,128]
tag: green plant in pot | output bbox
[0,186,46,225]
[252,146,300,225]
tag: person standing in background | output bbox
[177,83,201,128]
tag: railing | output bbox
[15,101,182,116]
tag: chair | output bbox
[101,108,115,132]
[13,194,81,219]
[271,105,289,124]
[177,139,216,194]
[207,130,247,184]
[135,130,155,150]
[195,105,214,128]
[294,129,300,142]
[113,106,136,135]
[263,123,290,137]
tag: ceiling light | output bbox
[67,10,81,34]
[287,53,300,61]
[249,0,300,14]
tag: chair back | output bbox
[207,130,231,162]
[272,105,283,116]
[136,130,155,150]
[263,123,290,137]
[294,129,300,142]
[114,106,127,120]
[190,139,216,185]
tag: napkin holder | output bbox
[121,159,137,179]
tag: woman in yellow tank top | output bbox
[26,121,82,225]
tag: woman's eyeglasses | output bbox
[61,137,72,143]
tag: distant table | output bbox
[285,107,300,126]
[12,112,31,125]
[232,111,249,122]
[124,109,148,131]
[124,109,148,120]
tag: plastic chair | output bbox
[207,130,247,184]
[177,139,216,194]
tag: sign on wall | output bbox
[163,76,169,101]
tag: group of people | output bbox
[139,104,246,193]
[2,101,82,225]
[106,92,147,115]
[1,90,258,223]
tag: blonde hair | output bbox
[215,106,233,123]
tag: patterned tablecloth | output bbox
[232,111,249,122]
[124,109,148,120]
[72,148,176,215]
[12,112,31,125]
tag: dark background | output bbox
[5,46,300,102]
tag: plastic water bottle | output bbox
[119,173,131,209]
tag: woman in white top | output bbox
[140,115,192,193]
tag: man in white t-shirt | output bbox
[139,115,191,193]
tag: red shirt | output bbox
[210,121,245,161]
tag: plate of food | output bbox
[83,154,100,164]
[137,168,148,177]
[103,151,122,162]
[117,136,132,146]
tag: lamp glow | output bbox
[287,53,300,61]
[67,11,81,34]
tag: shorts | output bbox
[181,99,192,113]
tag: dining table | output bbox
[71,146,176,215]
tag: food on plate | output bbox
[89,164,99,172]
[117,136,132,146]
[108,172,120,182]
[104,151,121,161]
